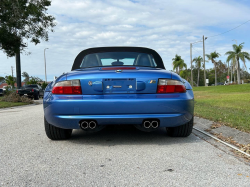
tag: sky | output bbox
[0,0,250,81]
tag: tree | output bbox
[5,75,15,87]
[172,54,186,74]
[225,43,250,84]
[0,0,56,88]
[193,56,203,87]
[22,72,30,83]
[179,69,191,82]
[206,51,220,86]
[0,76,5,83]
[27,76,43,84]
[41,81,48,90]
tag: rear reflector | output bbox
[52,80,82,95]
[157,79,186,93]
[102,67,136,70]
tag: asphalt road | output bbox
[0,104,249,187]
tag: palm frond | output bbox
[242,51,250,60]
[232,44,238,52]
[205,54,211,60]
[225,51,234,55]
[238,53,247,69]
[226,53,235,62]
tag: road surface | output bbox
[0,104,249,186]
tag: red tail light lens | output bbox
[52,80,82,95]
[157,79,186,93]
[16,90,18,93]
[31,89,34,92]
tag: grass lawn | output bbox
[193,84,250,132]
[0,100,29,108]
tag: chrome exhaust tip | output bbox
[80,121,89,129]
[143,121,151,128]
[89,121,97,129]
[151,121,159,128]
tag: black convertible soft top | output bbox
[71,47,165,70]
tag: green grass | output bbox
[193,84,250,132]
[0,100,28,108]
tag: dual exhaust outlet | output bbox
[80,121,97,130]
[80,120,159,130]
[143,120,159,129]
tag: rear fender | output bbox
[181,78,192,90]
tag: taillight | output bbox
[157,79,186,93]
[31,89,34,92]
[16,90,18,93]
[52,80,82,95]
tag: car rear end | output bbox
[43,47,194,140]
[17,85,39,99]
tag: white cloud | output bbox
[1,0,250,80]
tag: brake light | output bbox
[52,80,82,95]
[102,67,136,70]
[16,90,18,93]
[31,89,34,92]
[157,79,186,93]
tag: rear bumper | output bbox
[43,90,194,129]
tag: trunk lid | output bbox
[66,67,175,95]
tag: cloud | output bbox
[0,0,250,80]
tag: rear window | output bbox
[80,52,157,68]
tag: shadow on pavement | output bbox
[68,125,198,146]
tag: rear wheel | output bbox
[34,92,39,100]
[44,117,72,140]
[167,117,193,137]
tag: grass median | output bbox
[193,84,250,132]
[0,100,29,108]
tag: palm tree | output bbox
[172,54,186,74]
[229,58,237,83]
[193,56,203,86]
[5,75,15,88]
[225,43,250,84]
[206,51,220,86]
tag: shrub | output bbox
[1,92,33,104]
[41,82,48,90]
[3,85,13,95]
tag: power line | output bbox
[207,19,250,38]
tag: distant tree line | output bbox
[172,43,250,86]
[0,72,48,89]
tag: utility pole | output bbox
[44,48,49,83]
[11,66,13,77]
[190,39,203,87]
[231,66,233,83]
[15,48,21,89]
[232,39,239,84]
[203,35,206,86]
[190,43,193,87]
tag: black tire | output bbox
[34,92,39,100]
[167,117,193,137]
[44,117,72,140]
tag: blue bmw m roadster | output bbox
[43,47,194,140]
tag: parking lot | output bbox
[0,104,249,186]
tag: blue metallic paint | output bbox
[43,67,194,129]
